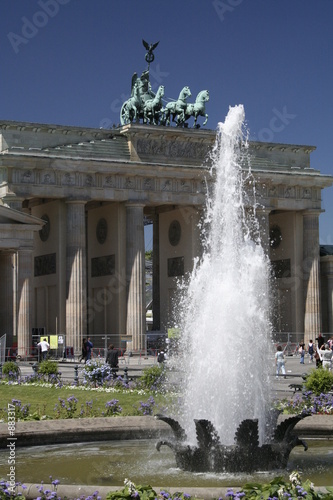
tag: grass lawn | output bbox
[0,384,171,420]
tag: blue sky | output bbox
[1,0,332,247]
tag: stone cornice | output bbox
[0,119,317,157]
[0,203,44,226]
[0,119,113,138]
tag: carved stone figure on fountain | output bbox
[156,412,309,473]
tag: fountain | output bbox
[156,105,309,472]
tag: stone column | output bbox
[126,203,145,351]
[0,252,15,343]
[256,208,271,254]
[303,210,321,343]
[66,201,87,353]
[152,212,160,331]
[327,274,333,334]
[17,248,33,357]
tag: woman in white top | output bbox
[275,345,286,379]
[318,344,332,371]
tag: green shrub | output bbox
[139,364,164,390]
[304,367,333,395]
[38,360,59,382]
[2,361,21,380]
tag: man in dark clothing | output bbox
[106,344,119,378]
[316,333,325,349]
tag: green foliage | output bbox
[233,471,333,499]
[106,479,195,499]
[139,365,164,390]
[145,250,153,261]
[2,361,20,380]
[38,360,59,376]
[304,367,333,395]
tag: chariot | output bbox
[120,70,164,126]
[119,40,209,128]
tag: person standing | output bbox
[299,343,305,364]
[79,338,87,363]
[275,345,286,379]
[316,333,325,349]
[106,344,119,378]
[157,351,165,363]
[308,340,314,363]
[37,338,50,361]
[85,337,93,362]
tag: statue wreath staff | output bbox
[142,39,159,70]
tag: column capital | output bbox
[65,199,87,205]
[301,209,324,217]
[125,201,146,209]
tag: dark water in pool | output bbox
[0,439,332,488]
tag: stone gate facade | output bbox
[0,119,332,355]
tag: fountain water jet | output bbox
[157,105,309,472]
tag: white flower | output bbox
[277,486,285,498]
[289,471,301,485]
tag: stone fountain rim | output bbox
[0,414,332,450]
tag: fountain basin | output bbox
[0,416,332,492]
[1,439,332,489]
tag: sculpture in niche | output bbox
[162,180,172,191]
[22,170,32,182]
[96,218,107,245]
[125,177,135,189]
[39,214,50,242]
[180,180,190,192]
[105,175,115,187]
[268,186,278,197]
[143,178,153,190]
[43,173,52,184]
[85,174,93,187]
[63,173,73,186]
[303,188,311,199]
[284,186,295,198]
